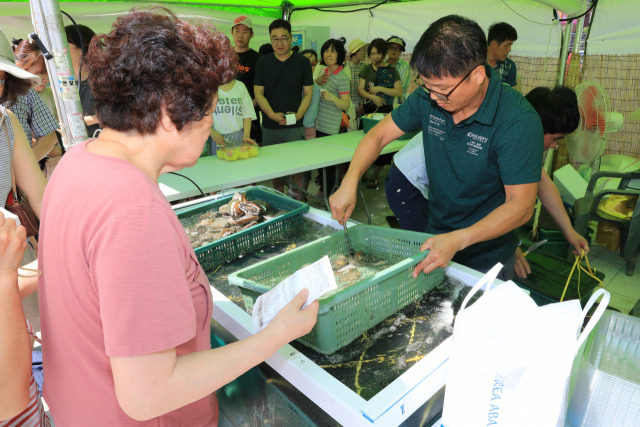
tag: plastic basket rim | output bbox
[229,225,435,313]
[176,187,309,255]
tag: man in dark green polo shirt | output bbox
[330,15,543,279]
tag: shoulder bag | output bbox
[2,111,39,236]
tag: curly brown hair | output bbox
[85,7,237,135]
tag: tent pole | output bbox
[572,16,585,54]
[282,1,293,20]
[534,15,576,241]
[557,19,572,86]
[29,0,87,148]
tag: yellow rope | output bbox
[560,250,605,302]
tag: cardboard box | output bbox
[596,222,620,252]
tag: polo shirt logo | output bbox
[466,131,488,156]
[428,114,445,138]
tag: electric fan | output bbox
[565,81,624,175]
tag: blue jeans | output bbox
[385,163,429,233]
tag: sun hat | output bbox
[0,29,41,87]
[232,16,253,30]
[347,38,366,55]
[386,36,406,52]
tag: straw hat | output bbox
[348,38,366,55]
[0,29,41,87]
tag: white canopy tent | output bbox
[1,0,567,57]
[0,0,638,156]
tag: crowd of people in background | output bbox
[0,7,587,425]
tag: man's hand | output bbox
[269,112,287,126]
[412,232,464,278]
[564,228,589,257]
[514,246,531,279]
[329,185,357,225]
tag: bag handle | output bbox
[459,262,503,313]
[576,288,610,349]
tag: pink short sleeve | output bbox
[89,201,196,357]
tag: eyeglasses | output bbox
[414,66,478,101]
[387,46,402,52]
[270,37,290,44]
[0,75,4,87]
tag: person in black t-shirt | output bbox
[254,19,313,196]
[232,16,262,143]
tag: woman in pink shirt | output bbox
[37,8,318,426]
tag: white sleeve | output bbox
[238,82,257,121]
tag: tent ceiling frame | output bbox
[117,0,395,11]
[129,0,282,10]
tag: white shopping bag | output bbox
[441,264,609,427]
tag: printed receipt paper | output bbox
[285,113,297,126]
[252,255,337,332]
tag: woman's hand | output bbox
[320,89,334,102]
[0,213,27,277]
[368,85,381,95]
[266,289,318,342]
[316,72,329,85]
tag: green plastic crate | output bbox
[176,188,309,271]
[229,225,445,354]
[520,236,570,259]
[361,117,419,141]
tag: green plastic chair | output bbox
[573,168,640,276]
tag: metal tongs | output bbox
[523,239,548,257]
[343,222,356,256]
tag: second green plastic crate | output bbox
[229,225,445,354]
